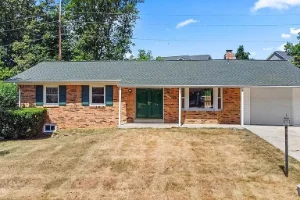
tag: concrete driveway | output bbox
[245,126,300,161]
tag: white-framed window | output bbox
[44,86,59,106]
[44,124,57,133]
[189,88,213,109]
[89,86,105,106]
[182,88,223,111]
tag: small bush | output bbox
[0,82,18,109]
[0,108,46,139]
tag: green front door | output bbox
[136,89,163,119]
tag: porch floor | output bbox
[119,123,244,129]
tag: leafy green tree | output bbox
[235,45,250,60]
[137,49,152,61]
[0,82,18,109]
[0,0,143,71]
[12,0,59,72]
[156,56,163,61]
[0,0,36,68]
[285,36,300,67]
[65,0,143,61]
[0,68,15,81]
[0,52,14,80]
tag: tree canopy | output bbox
[136,49,152,61]
[284,34,300,67]
[155,56,163,61]
[235,45,250,60]
[0,0,143,79]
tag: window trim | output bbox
[44,124,57,133]
[218,88,223,110]
[89,85,106,106]
[43,85,59,106]
[182,87,223,111]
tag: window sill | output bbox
[43,105,59,108]
[89,104,106,107]
[182,108,223,112]
[44,131,54,134]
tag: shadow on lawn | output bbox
[279,165,288,177]
[0,133,52,143]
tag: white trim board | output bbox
[293,88,300,126]
[244,88,251,125]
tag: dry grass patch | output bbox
[0,128,300,200]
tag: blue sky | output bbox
[129,0,300,59]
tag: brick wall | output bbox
[218,88,241,124]
[20,85,129,129]
[20,85,35,107]
[20,85,241,129]
[164,88,179,123]
[122,88,135,123]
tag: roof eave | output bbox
[118,84,300,88]
[5,79,121,84]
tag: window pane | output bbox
[218,98,222,109]
[92,87,104,95]
[46,87,58,104]
[50,125,56,131]
[92,87,104,104]
[45,125,51,131]
[189,88,213,109]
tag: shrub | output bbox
[0,108,47,139]
[0,82,18,109]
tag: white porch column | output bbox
[178,88,182,126]
[118,87,122,126]
[18,86,21,108]
[240,88,244,126]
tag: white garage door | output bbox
[250,88,293,125]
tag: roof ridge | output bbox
[40,59,290,63]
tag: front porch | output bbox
[118,87,245,127]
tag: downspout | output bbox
[118,87,122,126]
[178,88,182,126]
[18,85,21,108]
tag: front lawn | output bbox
[0,128,300,199]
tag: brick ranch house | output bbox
[6,51,300,132]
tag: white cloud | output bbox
[277,43,286,51]
[290,28,300,35]
[125,52,134,59]
[176,19,198,29]
[249,52,257,58]
[252,0,300,11]
[281,33,292,38]
[263,47,274,51]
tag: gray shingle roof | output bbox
[162,55,212,61]
[267,51,294,61]
[6,60,300,87]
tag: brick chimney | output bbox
[224,50,235,60]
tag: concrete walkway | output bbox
[245,125,300,161]
[119,123,243,129]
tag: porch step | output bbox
[134,119,164,123]
[119,123,178,129]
